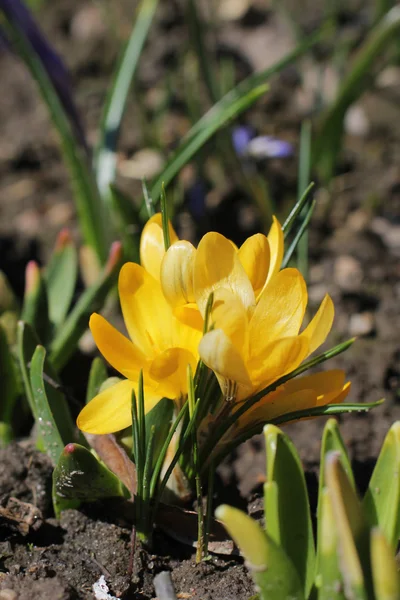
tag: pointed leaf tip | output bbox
[106,241,123,273]
[25,261,41,294]
[55,228,73,250]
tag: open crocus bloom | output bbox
[77,219,201,435]
[160,215,284,328]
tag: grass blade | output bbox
[1,6,109,263]
[95,0,160,202]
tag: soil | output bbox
[1,0,400,598]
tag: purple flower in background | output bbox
[232,125,255,156]
[232,126,293,160]
[0,0,89,153]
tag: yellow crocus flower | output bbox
[161,226,349,411]
[77,215,201,435]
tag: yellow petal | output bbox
[283,369,345,397]
[194,232,255,316]
[238,234,270,298]
[174,304,204,331]
[266,216,284,285]
[119,262,174,357]
[250,336,309,389]
[301,294,334,355]
[161,240,196,308]
[210,288,249,356]
[199,329,253,400]
[149,347,197,399]
[249,268,308,359]
[140,213,179,280]
[244,387,317,427]
[77,379,162,434]
[89,313,146,380]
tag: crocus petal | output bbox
[77,379,162,434]
[249,268,308,359]
[266,216,284,285]
[210,288,249,356]
[301,294,334,355]
[174,304,204,331]
[194,232,255,316]
[250,336,309,389]
[149,347,197,399]
[140,213,179,280]
[119,262,174,357]
[161,240,196,308]
[199,329,252,400]
[244,388,317,427]
[238,234,270,298]
[89,313,146,380]
[283,369,345,397]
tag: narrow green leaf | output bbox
[363,421,400,549]
[0,324,19,425]
[316,420,355,591]
[95,0,160,202]
[264,425,315,597]
[109,184,141,263]
[316,488,346,600]
[315,6,400,181]
[296,119,312,279]
[0,422,14,447]
[44,230,78,330]
[282,199,316,269]
[0,270,18,314]
[3,14,108,263]
[144,398,174,471]
[147,30,323,210]
[216,505,305,600]
[161,183,171,251]
[29,345,65,464]
[49,242,122,371]
[17,320,43,418]
[52,443,129,517]
[282,182,315,238]
[86,357,108,404]
[370,528,400,600]
[21,261,50,344]
[325,452,372,600]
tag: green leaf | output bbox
[0,422,14,448]
[52,443,129,517]
[49,242,122,371]
[315,7,400,182]
[319,419,355,494]
[0,271,18,314]
[325,452,372,600]
[86,357,108,404]
[29,345,66,464]
[109,185,141,263]
[17,320,42,419]
[95,0,160,203]
[0,324,19,426]
[144,398,174,471]
[363,421,400,550]
[215,505,305,600]
[264,424,315,597]
[370,527,400,600]
[316,488,346,600]
[146,31,323,213]
[316,420,355,592]
[3,13,109,263]
[21,261,51,344]
[44,231,78,330]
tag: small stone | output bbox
[0,591,18,600]
[344,105,370,137]
[348,312,375,337]
[70,4,106,42]
[334,255,363,292]
[346,209,370,232]
[218,0,250,20]
[118,149,165,180]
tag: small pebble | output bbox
[334,255,363,292]
[348,312,375,337]
[119,149,165,180]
